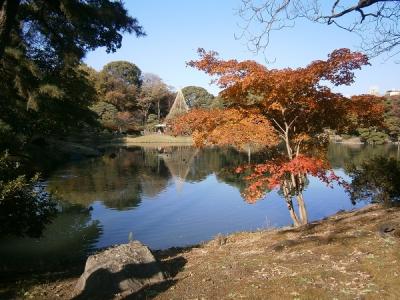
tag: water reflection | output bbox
[1,144,398,267]
[48,147,175,209]
[242,143,400,226]
[47,147,251,209]
[328,143,400,170]
[347,156,400,206]
[0,202,102,273]
[46,144,400,234]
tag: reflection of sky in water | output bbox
[1,144,397,272]
[92,172,360,250]
[48,144,400,250]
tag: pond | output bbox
[0,143,399,272]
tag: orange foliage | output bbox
[177,48,371,209]
[116,111,132,122]
[170,108,279,150]
[188,48,370,145]
[348,94,385,129]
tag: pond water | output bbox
[0,143,399,272]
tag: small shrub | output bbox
[0,152,57,237]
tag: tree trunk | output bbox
[284,128,293,160]
[287,198,301,227]
[296,193,308,225]
[157,100,160,122]
[282,180,301,227]
[143,110,148,125]
[280,121,309,226]
[0,0,20,60]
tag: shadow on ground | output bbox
[0,263,85,300]
[72,254,187,300]
[126,252,188,299]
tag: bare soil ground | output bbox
[3,204,400,299]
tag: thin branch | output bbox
[237,0,400,57]
[272,118,286,134]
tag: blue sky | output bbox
[84,0,399,96]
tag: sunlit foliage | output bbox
[171,108,279,151]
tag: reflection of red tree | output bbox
[238,155,348,226]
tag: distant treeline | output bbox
[333,95,400,144]
[84,62,224,135]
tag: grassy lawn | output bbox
[122,134,193,146]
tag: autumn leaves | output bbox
[170,108,279,150]
[170,48,383,226]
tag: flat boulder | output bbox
[73,241,165,299]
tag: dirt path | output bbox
[4,204,400,299]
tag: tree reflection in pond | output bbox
[47,148,161,210]
[47,144,400,230]
[48,145,390,228]
[2,144,398,260]
[347,156,400,207]
[236,153,346,226]
[327,143,399,170]
[236,144,400,226]
[0,202,102,273]
[47,146,253,210]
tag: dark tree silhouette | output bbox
[0,0,144,61]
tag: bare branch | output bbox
[272,118,286,134]
[237,0,400,57]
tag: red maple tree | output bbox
[171,48,377,226]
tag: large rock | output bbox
[73,241,165,299]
